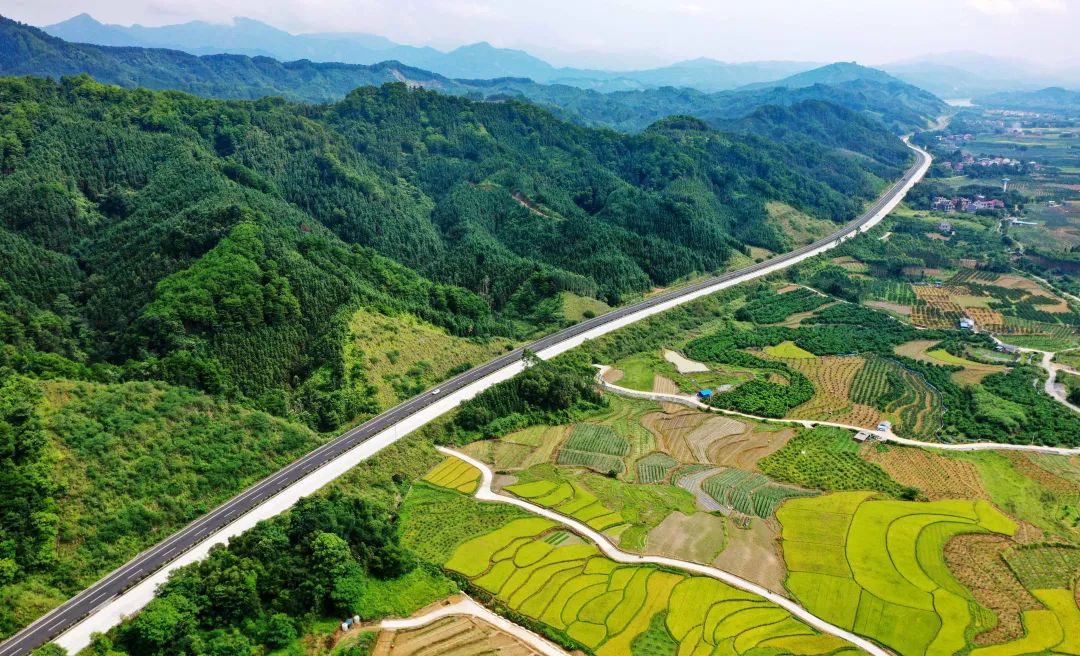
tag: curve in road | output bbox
[438,447,891,656]
[596,367,1080,456]
[0,140,930,656]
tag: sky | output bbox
[3,0,1079,68]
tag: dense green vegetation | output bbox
[0,376,333,639]
[759,427,918,498]
[0,16,457,103]
[81,436,453,656]
[451,352,606,440]
[0,74,900,433]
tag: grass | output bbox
[764,341,815,359]
[613,353,658,391]
[959,451,1080,539]
[562,291,611,322]
[779,493,1017,656]
[344,307,514,408]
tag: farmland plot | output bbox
[432,509,854,656]
[557,424,630,475]
[701,468,817,518]
[779,492,1018,656]
[859,445,990,501]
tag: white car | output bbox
[431,388,441,395]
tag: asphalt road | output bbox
[0,141,929,656]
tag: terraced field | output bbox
[893,340,1005,385]
[505,477,628,533]
[370,613,538,656]
[778,492,1020,656]
[856,353,942,438]
[770,354,881,427]
[424,456,482,494]
[557,424,631,475]
[440,516,856,656]
[701,468,817,518]
[503,465,696,551]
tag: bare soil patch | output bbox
[663,349,709,374]
[707,427,796,470]
[641,410,707,463]
[714,518,786,596]
[646,511,727,564]
[602,367,624,384]
[865,300,912,316]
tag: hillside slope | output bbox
[0,75,903,432]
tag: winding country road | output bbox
[0,139,930,656]
[596,367,1080,456]
[439,447,890,656]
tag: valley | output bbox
[0,7,1078,656]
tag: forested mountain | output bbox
[0,75,903,433]
[975,87,1080,111]
[0,16,459,102]
[3,17,944,137]
[462,65,946,134]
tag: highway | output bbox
[0,139,930,656]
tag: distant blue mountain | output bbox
[42,13,818,91]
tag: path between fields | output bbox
[377,594,569,656]
[985,336,1080,415]
[595,366,1080,456]
[439,446,890,656]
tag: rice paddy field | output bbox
[778,492,1019,656]
[427,499,856,656]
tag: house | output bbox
[959,318,976,330]
[932,197,956,212]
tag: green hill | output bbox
[0,75,903,432]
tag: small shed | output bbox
[959,318,975,330]
[697,389,713,400]
[876,421,892,433]
[854,431,872,442]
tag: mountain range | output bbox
[40,14,820,92]
[0,17,947,134]
[41,14,1080,97]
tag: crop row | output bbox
[701,468,815,518]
